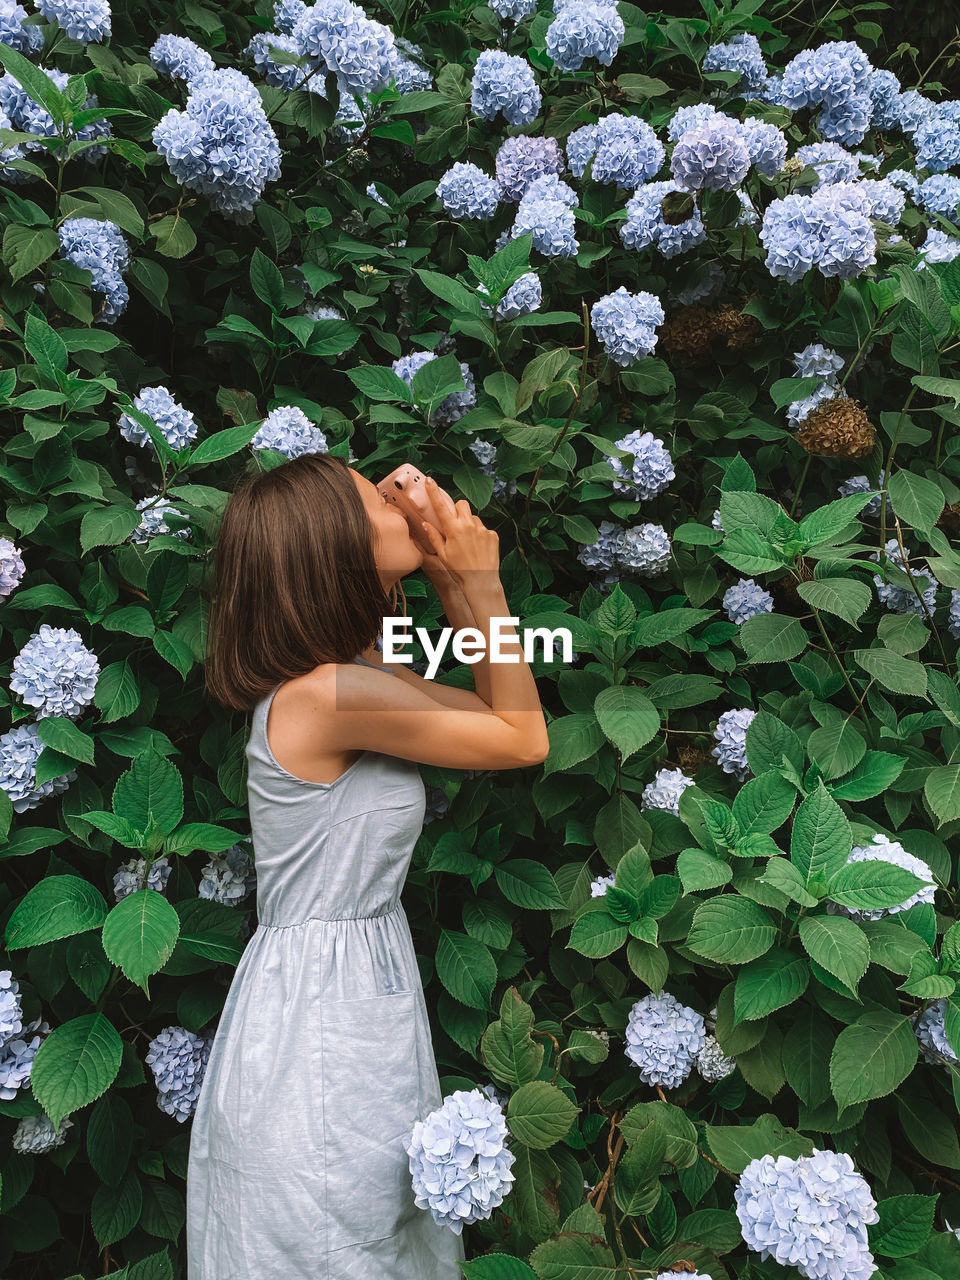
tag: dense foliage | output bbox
[1,0,960,1276]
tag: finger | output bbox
[425,478,459,523]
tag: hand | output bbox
[418,477,500,589]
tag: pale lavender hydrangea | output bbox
[918,174,960,226]
[885,168,920,201]
[796,141,861,187]
[0,723,77,813]
[780,40,873,114]
[872,538,938,615]
[696,1034,736,1082]
[471,50,540,127]
[723,578,774,625]
[130,495,191,545]
[480,1080,509,1112]
[489,0,536,18]
[273,0,307,33]
[591,287,664,365]
[735,1148,879,1280]
[522,173,577,206]
[436,162,499,220]
[624,990,706,1089]
[915,998,958,1066]
[10,624,99,720]
[794,342,845,381]
[829,833,935,922]
[737,117,787,177]
[512,195,578,258]
[403,1088,516,1233]
[0,536,25,600]
[0,971,21,1045]
[0,0,44,52]
[293,0,396,96]
[567,113,664,188]
[858,176,906,225]
[389,39,433,93]
[149,34,215,83]
[145,1025,214,1122]
[0,1016,50,1098]
[620,179,707,258]
[787,381,844,428]
[12,1113,73,1154]
[608,429,674,500]
[711,508,723,534]
[152,68,282,221]
[589,867,617,896]
[641,767,694,815]
[57,218,129,323]
[478,272,541,320]
[198,841,257,905]
[251,405,328,458]
[245,32,318,93]
[545,1,624,72]
[868,69,902,131]
[702,32,766,92]
[35,0,110,43]
[495,134,564,202]
[672,117,751,191]
[837,472,886,517]
[914,104,960,173]
[712,708,756,779]
[667,103,721,142]
[620,523,671,577]
[760,187,877,283]
[113,855,172,903]
[917,227,960,267]
[303,300,344,320]
[577,520,625,577]
[393,351,476,426]
[896,89,935,138]
[119,386,198,454]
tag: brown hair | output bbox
[203,452,391,712]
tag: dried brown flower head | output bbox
[795,397,876,458]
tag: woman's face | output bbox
[349,468,424,584]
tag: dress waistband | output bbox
[255,903,403,929]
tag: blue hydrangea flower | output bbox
[837,472,886,517]
[620,522,671,576]
[868,69,902,130]
[251,405,328,458]
[796,141,861,187]
[816,93,872,147]
[512,195,578,258]
[12,1113,73,1154]
[113,855,172,902]
[620,180,706,257]
[56,217,129,323]
[896,88,935,137]
[738,117,787,177]
[130,496,191,545]
[0,66,110,167]
[828,833,935,922]
[489,0,537,19]
[712,707,756,779]
[471,50,540,127]
[303,300,344,320]
[0,970,22,1045]
[146,1025,214,1122]
[590,867,617,896]
[10,624,99,720]
[915,104,960,173]
[389,39,433,93]
[403,1088,516,1233]
[153,68,282,221]
[667,103,722,142]
[495,134,565,202]
[641,767,694,815]
[436,162,499,220]
[794,342,844,380]
[702,32,766,92]
[872,537,938,615]
[273,0,307,33]
[917,227,960,267]
[522,173,577,205]
[35,0,110,43]
[545,1,624,72]
[199,840,257,905]
[295,0,397,95]
[781,40,873,113]
[0,723,77,813]
[885,168,920,200]
[696,1035,736,1083]
[760,187,876,282]
[245,32,319,93]
[577,520,625,575]
[723,578,774,624]
[591,286,665,365]
[624,990,706,1089]
[0,536,25,600]
[756,74,784,106]
[478,271,542,320]
[711,508,724,534]
[466,440,517,499]
[608,428,674,499]
[858,176,906,224]
[918,174,960,225]
[0,1014,50,1099]
[149,34,215,83]
[916,998,959,1066]
[566,122,600,175]
[393,352,476,426]
[672,117,751,191]
[735,1149,879,1280]
[0,0,44,52]
[953,590,960,641]
[568,112,665,187]
[119,386,198,454]
[787,381,843,428]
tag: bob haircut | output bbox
[204,452,391,712]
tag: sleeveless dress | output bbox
[186,656,467,1279]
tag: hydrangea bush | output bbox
[1,0,960,1275]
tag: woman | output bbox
[187,452,549,1279]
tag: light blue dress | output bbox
[186,656,467,1278]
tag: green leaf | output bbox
[734,948,809,1022]
[543,712,606,777]
[797,494,871,545]
[459,1257,538,1280]
[494,859,565,909]
[36,715,95,765]
[250,248,285,311]
[568,908,628,958]
[410,352,465,413]
[415,268,482,314]
[687,897,777,965]
[790,782,851,886]
[829,751,906,801]
[924,764,960,824]
[799,916,869,995]
[188,421,262,466]
[80,505,141,555]
[101,889,181,995]
[911,374,960,408]
[3,224,59,284]
[29,1012,123,1131]
[3,874,108,948]
[806,720,866,780]
[112,747,184,835]
[480,987,544,1089]
[739,613,808,664]
[827,860,933,911]
[745,711,804,776]
[0,42,67,119]
[506,1080,579,1149]
[435,929,496,1010]
[346,364,413,402]
[829,1010,918,1108]
[704,1113,813,1175]
[593,686,660,762]
[631,608,713,648]
[888,470,946,534]
[852,648,928,697]
[870,1195,937,1259]
[93,659,141,723]
[151,211,197,258]
[797,577,871,626]
[732,771,796,836]
[80,810,143,847]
